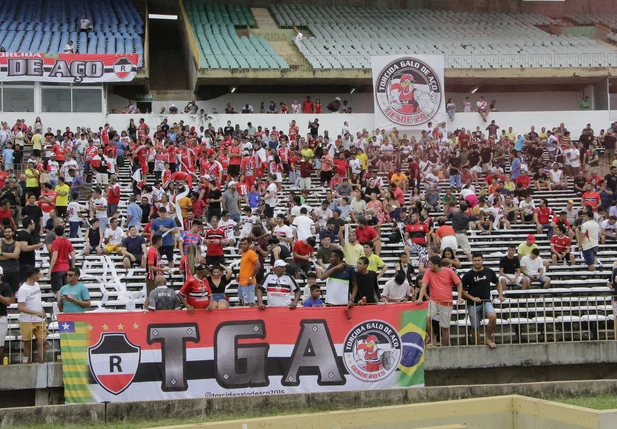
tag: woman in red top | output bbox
[179,264,212,312]
[314,98,322,114]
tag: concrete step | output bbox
[251,7,279,29]
[270,40,308,68]
[148,90,196,101]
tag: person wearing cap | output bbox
[179,263,212,313]
[517,234,539,261]
[256,260,301,310]
[148,275,181,311]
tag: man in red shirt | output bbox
[145,235,169,308]
[191,192,206,218]
[534,198,555,236]
[48,225,75,293]
[241,150,256,190]
[227,139,242,179]
[302,96,313,114]
[515,169,531,189]
[179,264,212,312]
[292,236,316,279]
[333,152,349,178]
[107,176,121,218]
[405,212,429,251]
[38,183,56,228]
[581,183,601,212]
[355,217,381,255]
[550,225,575,266]
[205,217,229,265]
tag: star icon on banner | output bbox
[102,324,109,331]
[117,323,124,330]
[133,323,139,330]
[61,323,70,331]
[87,324,93,331]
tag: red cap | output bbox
[527,234,536,243]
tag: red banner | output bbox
[0,53,140,83]
[58,304,428,403]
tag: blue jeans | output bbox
[230,212,240,223]
[450,174,461,189]
[238,284,256,305]
[108,203,118,218]
[467,302,495,328]
[69,221,81,238]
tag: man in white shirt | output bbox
[548,163,566,190]
[291,100,301,114]
[312,201,333,229]
[520,248,551,288]
[273,214,294,250]
[91,187,108,231]
[601,216,617,244]
[17,266,46,363]
[264,174,278,220]
[292,207,315,241]
[578,210,600,271]
[103,218,124,255]
[64,41,74,53]
[61,153,79,184]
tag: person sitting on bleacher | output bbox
[520,248,551,289]
[534,198,556,237]
[103,218,124,255]
[499,244,527,294]
[550,225,575,266]
[84,218,103,256]
[121,226,147,269]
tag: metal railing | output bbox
[445,292,616,347]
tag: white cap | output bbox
[335,97,341,101]
[273,260,287,268]
[228,181,237,187]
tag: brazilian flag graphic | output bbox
[397,309,427,387]
[58,321,93,403]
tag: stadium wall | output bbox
[0,110,604,137]
[108,91,587,115]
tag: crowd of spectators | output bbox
[2,113,617,364]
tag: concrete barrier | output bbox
[2,380,617,427]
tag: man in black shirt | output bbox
[16,217,43,283]
[354,256,381,304]
[21,193,43,240]
[605,166,617,193]
[462,253,499,348]
[223,121,234,136]
[480,141,493,172]
[0,268,13,362]
[498,245,528,294]
[579,128,593,152]
[605,131,617,161]
[207,180,222,222]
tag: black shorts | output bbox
[206,255,226,266]
[264,205,274,218]
[158,246,174,262]
[123,253,143,266]
[227,165,240,178]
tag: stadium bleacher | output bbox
[568,13,617,30]
[0,0,144,66]
[267,5,617,69]
[185,0,289,70]
[1,138,615,363]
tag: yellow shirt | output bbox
[343,242,364,266]
[25,168,39,188]
[357,153,368,170]
[178,196,192,218]
[391,173,407,186]
[31,133,42,150]
[300,148,314,160]
[55,184,70,207]
[367,254,385,272]
[517,242,538,257]
[507,132,516,141]
[539,132,548,141]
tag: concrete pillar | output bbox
[592,79,609,111]
[34,389,49,406]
